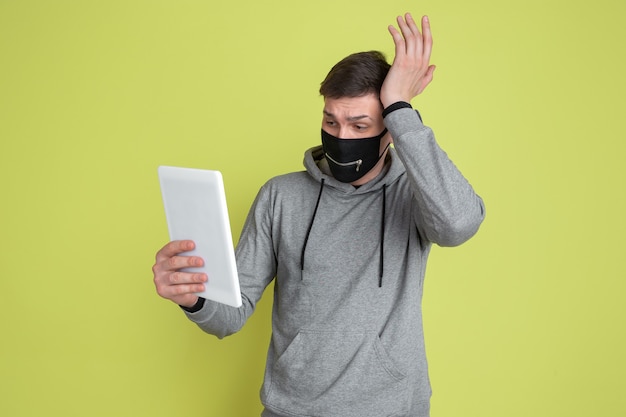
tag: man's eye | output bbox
[325,120,336,126]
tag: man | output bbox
[153,13,485,417]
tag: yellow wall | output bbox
[1,1,625,416]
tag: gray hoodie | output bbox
[184,107,485,417]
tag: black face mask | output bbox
[321,128,390,183]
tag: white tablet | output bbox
[158,166,242,308]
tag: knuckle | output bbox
[166,256,178,269]
[175,285,189,296]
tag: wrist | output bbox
[180,297,205,313]
[380,94,411,109]
[382,101,413,118]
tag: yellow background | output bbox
[1,0,625,416]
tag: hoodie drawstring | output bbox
[301,179,325,275]
[300,178,386,288]
[379,184,386,287]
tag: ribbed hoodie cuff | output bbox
[179,297,205,313]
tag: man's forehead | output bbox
[323,95,382,120]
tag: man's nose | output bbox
[338,126,357,139]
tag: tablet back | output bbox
[158,166,242,308]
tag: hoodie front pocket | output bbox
[264,330,408,417]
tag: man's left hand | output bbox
[380,13,435,108]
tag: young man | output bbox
[153,13,485,417]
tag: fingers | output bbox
[153,264,207,300]
[388,24,404,55]
[396,14,417,58]
[156,272,207,299]
[155,239,204,271]
[165,253,204,270]
[152,256,207,285]
[397,13,423,57]
[152,242,206,280]
[155,239,195,262]
[390,13,431,60]
[421,15,433,65]
[152,240,208,303]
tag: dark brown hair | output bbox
[319,51,391,99]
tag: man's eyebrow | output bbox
[323,110,372,122]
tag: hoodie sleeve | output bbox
[181,183,276,338]
[384,107,485,247]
